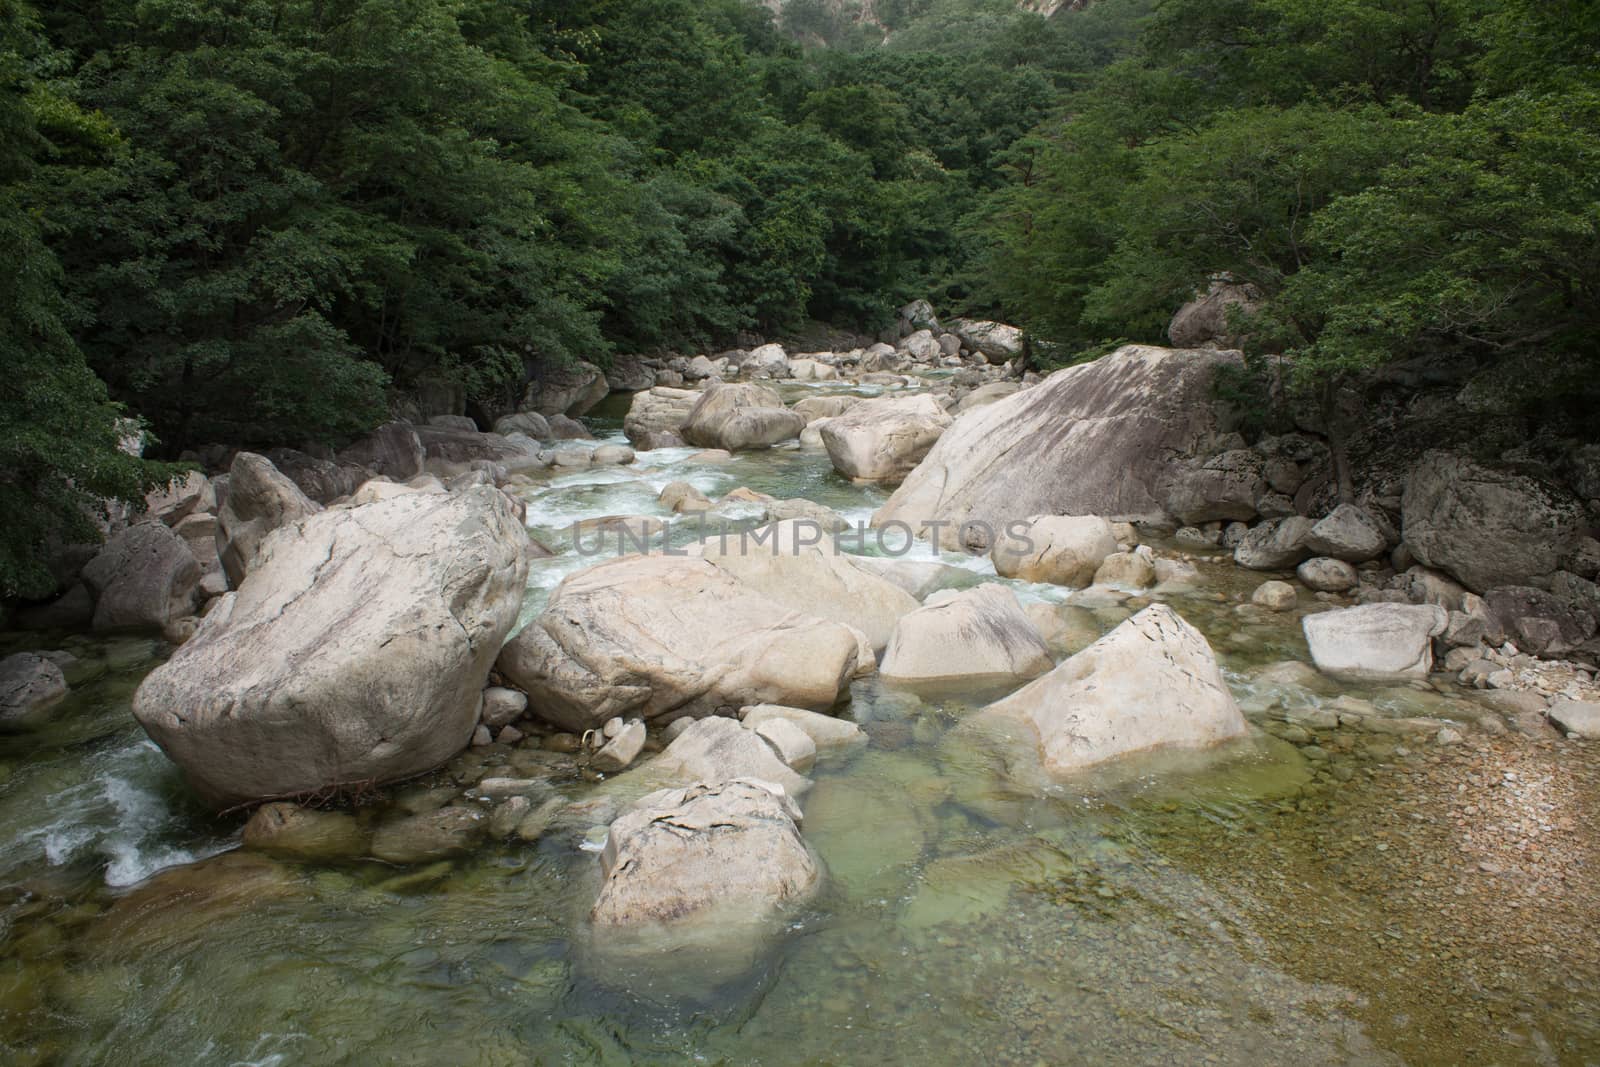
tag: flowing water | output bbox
[3,382,1600,1065]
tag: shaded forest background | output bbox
[2,0,1596,595]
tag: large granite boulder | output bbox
[523,359,608,418]
[1232,516,1314,571]
[493,411,552,439]
[742,343,790,378]
[952,319,1024,364]
[132,486,529,809]
[605,354,658,393]
[681,383,803,451]
[81,522,202,632]
[820,394,952,485]
[1402,450,1585,593]
[1301,604,1448,682]
[991,515,1118,587]
[654,716,811,797]
[695,520,918,651]
[592,779,820,928]
[1159,449,1264,524]
[983,604,1246,774]
[1166,278,1262,349]
[412,424,542,470]
[1484,586,1597,656]
[264,448,364,505]
[143,470,214,526]
[793,395,861,423]
[899,330,942,363]
[874,346,1244,550]
[898,299,940,335]
[336,422,425,480]
[214,452,321,586]
[622,387,698,450]
[880,584,1052,686]
[1303,503,1388,563]
[496,554,865,732]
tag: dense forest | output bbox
[2,0,1596,596]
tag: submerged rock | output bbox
[370,807,487,864]
[0,653,68,728]
[739,704,865,749]
[496,554,864,732]
[132,486,529,809]
[241,802,366,862]
[592,779,820,928]
[1251,580,1297,611]
[1301,603,1448,682]
[983,604,1247,775]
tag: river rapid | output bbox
[2,382,1598,1066]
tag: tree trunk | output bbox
[1321,376,1355,505]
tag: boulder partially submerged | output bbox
[694,520,918,651]
[0,653,68,728]
[496,554,865,732]
[592,779,820,929]
[983,604,1247,775]
[820,394,951,484]
[880,585,1052,686]
[681,383,803,451]
[990,515,1118,587]
[1301,604,1448,682]
[132,485,529,809]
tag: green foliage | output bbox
[0,0,172,598]
[13,0,1112,465]
[984,0,1600,427]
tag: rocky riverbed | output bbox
[2,340,1598,1065]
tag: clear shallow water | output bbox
[3,393,1599,1065]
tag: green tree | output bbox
[0,0,169,598]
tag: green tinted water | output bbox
[2,392,1597,1065]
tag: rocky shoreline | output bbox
[2,302,1598,994]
